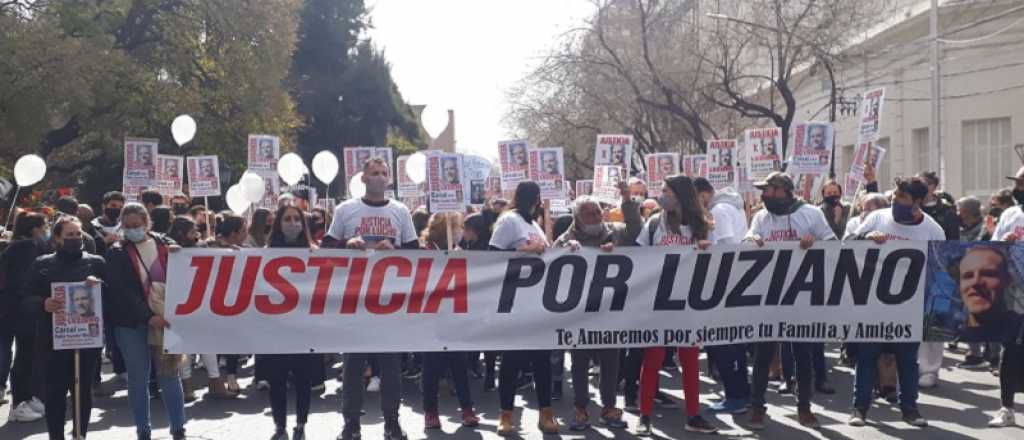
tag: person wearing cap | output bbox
[743,171,836,430]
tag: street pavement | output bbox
[1,347,1022,439]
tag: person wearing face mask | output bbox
[744,172,836,430]
[916,171,960,241]
[55,196,98,254]
[165,216,236,402]
[459,212,499,389]
[552,181,639,431]
[309,207,329,243]
[104,203,187,440]
[846,177,944,428]
[323,157,418,440]
[488,181,559,436]
[263,205,317,440]
[205,213,249,393]
[819,180,850,240]
[91,191,127,253]
[169,194,191,217]
[244,208,273,248]
[19,215,106,440]
[0,211,50,422]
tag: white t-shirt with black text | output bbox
[852,207,945,242]
[637,215,719,247]
[489,211,548,250]
[326,198,417,246]
[745,203,836,242]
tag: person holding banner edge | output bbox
[744,171,836,430]
[323,156,418,440]
[553,180,638,431]
[488,180,559,436]
[20,215,106,440]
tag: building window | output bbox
[962,118,1013,194]
[913,128,930,173]
[876,137,891,188]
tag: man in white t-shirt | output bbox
[325,157,415,440]
[743,172,836,430]
[846,176,941,428]
[993,166,1024,242]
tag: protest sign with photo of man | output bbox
[594,134,633,173]
[247,134,280,172]
[343,146,377,190]
[485,176,502,199]
[51,282,104,350]
[498,139,530,192]
[789,122,834,175]
[645,153,679,197]
[187,155,222,197]
[528,147,565,200]
[396,155,424,198]
[576,179,594,198]
[255,171,279,209]
[426,152,464,213]
[123,138,158,201]
[155,155,183,196]
[859,87,885,142]
[849,140,887,183]
[682,154,708,178]
[593,165,623,205]
[706,139,736,189]
[745,127,782,180]
[462,154,492,208]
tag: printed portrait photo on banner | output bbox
[258,138,275,160]
[925,241,1024,342]
[199,158,216,179]
[657,155,675,177]
[68,284,96,319]
[164,159,179,179]
[470,180,485,205]
[509,142,528,167]
[355,149,372,168]
[807,123,829,150]
[442,156,461,184]
[540,150,561,178]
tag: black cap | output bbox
[753,171,795,191]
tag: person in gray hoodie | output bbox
[552,181,640,431]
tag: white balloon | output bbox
[312,151,339,184]
[240,172,266,203]
[406,152,427,184]
[277,153,306,186]
[420,105,449,139]
[171,115,197,146]
[13,154,46,186]
[349,172,366,199]
[225,184,248,214]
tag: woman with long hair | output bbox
[245,208,273,248]
[264,205,317,440]
[488,181,559,435]
[635,175,718,435]
[419,212,480,430]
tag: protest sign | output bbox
[463,154,493,207]
[682,154,708,178]
[187,156,222,197]
[247,134,280,171]
[595,134,633,173]
[164,241,929,353]
[400,194,427,211]
[396,155,423,198]
[155,155,184,196]
[485,176,502,199]
[645,153,679,198]
[593,165,623,205]
[789,122,833,175]
[859,88,885,142]
[254,171,279,209]
[498,139,530,192]
[794,173,824,203]
[745,128,782,180]
[848,140,887,183]
[576,180,594,198]
[52,282,103,350]
[706,139,737,190]
[528,148,565,201]
[343,147,377,194]
[426,152,465,213]
[123,138,158,201]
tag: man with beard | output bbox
[610,144,627,168]
[441,157,460,185]
[199,159,216,179]
[808,125,828,150]
[541,151,560,177]
[509,143,528,167]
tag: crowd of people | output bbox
[0,155,1023,439]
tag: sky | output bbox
[368,0,594,162]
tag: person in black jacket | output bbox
[1,211,50,422]
[20,215,106,440]
[104,203,187,440]
[917,171,961,241]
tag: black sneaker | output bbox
[902,408,928,427]
[292,426,305,440]
[552,381,563,401]
[171,429,186,440]
[957,356,990,370]
[337,420,361,440]
[654,392,677,408]
[636,415,653,436]
[516,374,533,391]
[383,419,408,440]
[685,415,719,433]
[269,428,288,440]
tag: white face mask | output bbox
[123,227,147,243]
[364,175,389,197]
[282,222,303,242]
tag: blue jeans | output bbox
[707,344,749,400]
[115,326,186,435]
[853,343,919,412]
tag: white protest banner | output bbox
[645,153,679,198]
[859,88,885,142]
[576,180,594,197]
[396,155,423,198]
[164,241,929,354]
[123,137,158,201]
[593,165,623,205]
[848,140,887,183]
[463,155,492,208]
[52,282,103,350]
[155,155,184,196]
[745,128,782,180]
[528,147,565,201]
[706,139,737,190]
[187,155,222,197]
[498,139,530,192]
[427,152,464,213]
[247,134,280,171]
[595,134,633,173]
[789,122,833,175]
[682,154,708,178]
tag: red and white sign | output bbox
[528,147,565,200]
[52,282,104,350]
[593,165,623,205]
[706,139,737,190]
[498,139,530,192]
[682,155,707,178]
[848,140,887,184]
[155,155,184,196]
[576,180,594,198]
[187,155,222,197]
[396,155,423,198]
[645,153,679,198]
[123,137,158,201]
[595,134,633,173]
[247,134,280,171]
[858,88,885,142]
[744,128,782,180]
[789,122,833,175]
[427,152,465,213]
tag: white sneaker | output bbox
[28,397,45,415]
[0,387,7,404]
[9,402,43,422]
[989,407,1015,427]
[366,376,381,392]
[256,380,270,390]
[918,373,937,388]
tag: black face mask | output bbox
[823,195,841,206]
[104,207,121,222]
[989,207,1004,219]
[1013,189,1024,206]
[171,204,189,215]
[762,195,792,215]
[57,239,83,260]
